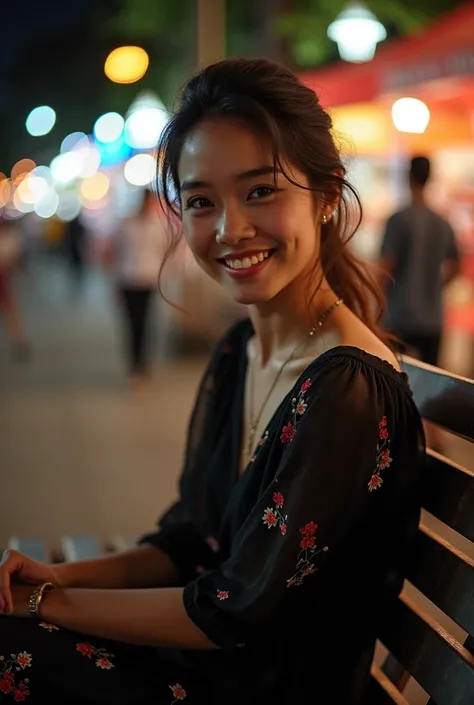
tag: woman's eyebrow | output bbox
[180,166,282,193]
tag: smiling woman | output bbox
[0,58,424,705]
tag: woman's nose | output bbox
[215,204,256,245]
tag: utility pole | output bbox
[197,0,226,69]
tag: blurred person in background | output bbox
[0,59,424,705]
[0,216,32,361]
[63,215,88,296]
[379,155,461,367]
[112,188,167,390]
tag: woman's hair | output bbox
[156,57,389,342]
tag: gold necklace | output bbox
[246,298,344,462]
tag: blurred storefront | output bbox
[300,1,474,373]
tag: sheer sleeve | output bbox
[183,354,422,649]
[138,329,237,583]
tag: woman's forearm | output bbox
[53,545,179,590]
[40,586,216,649]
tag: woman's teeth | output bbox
[225,251,270,270]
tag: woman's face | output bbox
[178,119,323,306]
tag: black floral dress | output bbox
[0,319,424,705]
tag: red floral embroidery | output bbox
[301,379,312,393]
[287,521,328,587]
[96,657,114,670]
[38,622,59,631]
[280,422,296,444]
[273,492,284,507]
[170,683,187,702]
[280,379,312,444]
[0,653,31,701]
[368,416,393,492]
[15,654,31,670]
[76,643,95,658]
[217,590,229,600]
[262,491,287,534]
[76,643,115,669]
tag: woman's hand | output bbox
[0,549,59,614]
[8,583,34,618]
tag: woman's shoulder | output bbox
[304,343,409,393]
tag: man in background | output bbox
[379,155,461,366]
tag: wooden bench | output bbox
[368,356,474,705]
[7,357,473,702]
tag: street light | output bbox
[392,98,431,134]
[327,1,386,63]
[104,46,149,84]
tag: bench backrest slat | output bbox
[369,357,474,704]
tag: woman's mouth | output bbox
[218,250,275,278]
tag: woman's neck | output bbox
[248,281,340,367]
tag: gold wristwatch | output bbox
[28,582,56,617]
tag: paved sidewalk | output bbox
[0,259,206,552]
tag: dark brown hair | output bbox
[157,57,389,342]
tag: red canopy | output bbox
[300,2,474,107]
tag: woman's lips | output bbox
[219,250,274,279]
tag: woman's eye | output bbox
[185,196,213,210]
[248,185,275,200]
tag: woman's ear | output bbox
[321,170,344,217]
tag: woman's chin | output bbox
[227,284,277,307]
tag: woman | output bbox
[0,58,424,704]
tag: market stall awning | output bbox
[301,1,474,107]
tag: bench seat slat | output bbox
[422,452,474,541]
[406,524,474,635]
[366,665,410,705]
[379,595,474,705]
[61,535,102,562]
[8,537,50,563]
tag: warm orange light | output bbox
[0,179,13,207]
[11,158,36,181]
[80,173,110,201]
[104,46,149,84]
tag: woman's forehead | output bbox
[178,119,272,182]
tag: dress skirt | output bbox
[0,616,200,705]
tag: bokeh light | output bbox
[61,132,88,154]
[56,191,82,222]
[124,153,155,186]
[11,159,36,181]
[392,97,431,134]
[0,179,13,207]
[13,188,35,214]
[25,106,56,136]
[50,152,83,185]
[34,188,59,218]
[94,112,124,143]
[104,46,149,84]
[17,175,49,205]
[80,172,110,201]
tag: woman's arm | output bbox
[12,583,216,650]
[54,545,179,590]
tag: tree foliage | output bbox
[0,0,466,170]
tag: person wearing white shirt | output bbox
[114,190,166,387]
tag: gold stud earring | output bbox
[322,214,328,224]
